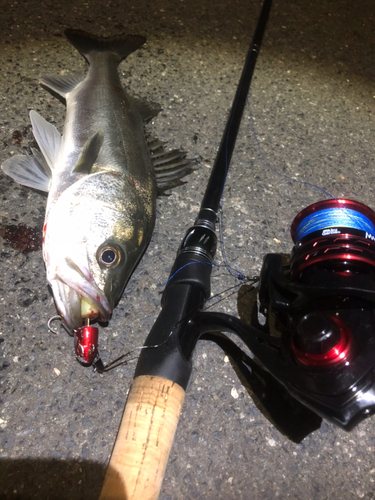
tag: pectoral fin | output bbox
[1,148,51,192]
[72,131,104,174]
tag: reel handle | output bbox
[99,375,185,500]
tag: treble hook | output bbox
[47,315,74,337]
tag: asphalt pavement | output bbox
[0,0,375,499]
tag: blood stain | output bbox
[12,130,23,144]
[12,127,29,145]
[0,223,43,254]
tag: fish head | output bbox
[44,171,155,331]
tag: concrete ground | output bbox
[0,0,375,498]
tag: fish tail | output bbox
[64,29,146,65]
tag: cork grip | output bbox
[99,375,186,500]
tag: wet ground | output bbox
[1,0,375,498]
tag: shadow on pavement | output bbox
[0,457,122,500]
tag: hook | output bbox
[47,315,74,337]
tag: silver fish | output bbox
[2,30,194,331]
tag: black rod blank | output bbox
[197,0,272,227]
[134,0,273,387]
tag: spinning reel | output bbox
[130,197,375,443]
[251,198,375,430]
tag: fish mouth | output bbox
[49,259,112,331]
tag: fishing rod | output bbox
[99,0,273,498]
[99,0,375,496]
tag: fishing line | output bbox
[218,207,246,280]
[93,275,260,373]
[161,261,221,287]
[215,46,262,281]
[93,329,175,373]
[47,274,259,374]
[161,259,248,287]
[247,99,336,200]
[105,88,365,372]
[203,275,259,311]
[294,205,375,240]
[159,219,247,288]
[247,98,370,239]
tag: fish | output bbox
[1,29,195,332]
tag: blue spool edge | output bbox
[295,207,375,241]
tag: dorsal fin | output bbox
[40,74,84,102]
[29,110,61,171]
[146,135,197,193]
[72,131,103,174]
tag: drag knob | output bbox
[296,312,341,354]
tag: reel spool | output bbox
[287,199,375,367]
[290,199,375,280]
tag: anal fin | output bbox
[131,97,161,123]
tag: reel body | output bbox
[255,199,375,429]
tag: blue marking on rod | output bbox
[294,207,375,241]
[161,261,221,287]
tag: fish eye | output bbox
[98,244,122,269]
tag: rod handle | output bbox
[99,375,185,500]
